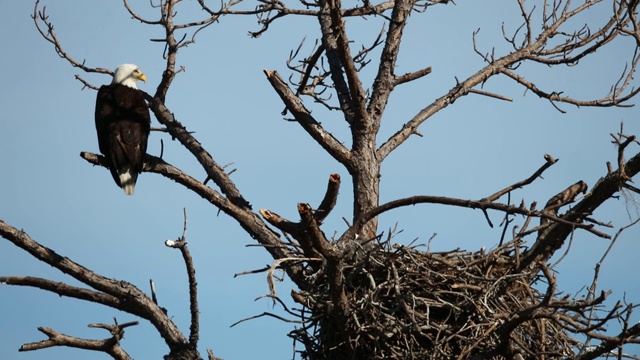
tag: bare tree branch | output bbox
[379,0,640,158]
[165,208,200,348]
[338,190,605,246]
[519,149,640,271]
[32,0,111,86]
[0,220,189,351]
[314,173,341,223]
[482,154,559,203]
[79,151,307,285]
[263,70,352,166]
[20,321,136,360]
[0,276,121,308]
[368,0,416,126]
[377,48,529,161]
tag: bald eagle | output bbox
[95,64,150,195]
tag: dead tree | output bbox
[1,0,640,358]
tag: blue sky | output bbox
[1,1,639,359]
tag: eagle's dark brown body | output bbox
[95,83,150,195]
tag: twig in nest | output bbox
[265,257,322,298]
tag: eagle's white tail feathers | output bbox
[119,170,136,196]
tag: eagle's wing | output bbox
[95,84,150,194]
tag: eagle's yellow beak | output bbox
[136,73,147,83]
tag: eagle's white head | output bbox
[112,64,147,89]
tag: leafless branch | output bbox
[314,173,341,223]
[165,208,200,348]
[519,149,640,271]
[263,70,352,166]
[80,151,307,285]
[0,276,121,308]
[588,217,640,304]
[394,66,432,86]
[19,320,136,360]
[230,311,302,328]
[0,220,189,351]
[368,0,417,125]
[501,69,638,112]
[483,154,558,203]
[381,0,640,158]
[377,48,530,160]
[468,88,513,102]
[32,0,112,85]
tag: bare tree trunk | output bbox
[350,144,381,239]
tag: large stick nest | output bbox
[288,239,605,360]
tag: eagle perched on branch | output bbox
[95,64,150,195]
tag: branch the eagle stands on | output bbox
[1,0,640,359]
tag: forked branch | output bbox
[263,70,352,166]
[20,320,138,360]
[381,0,640,158]
[0,220,189,351]
[32,0,111,87]
[519,148,640,271]
[259,173,342,265]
